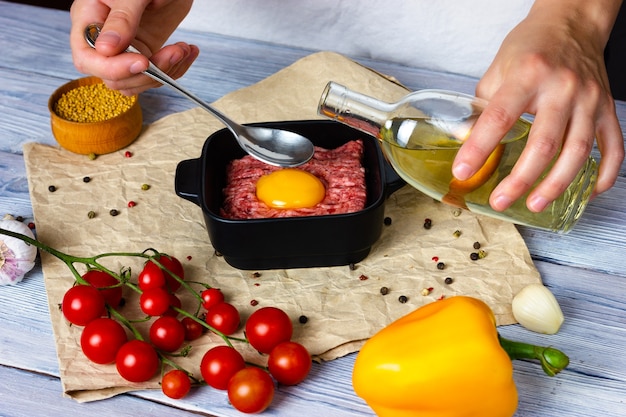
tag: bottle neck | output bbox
[318,82,395,138]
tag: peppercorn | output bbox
[349,263,357,271]
[127,201,137,208]
[87,210,96,219]
[124,151,133,158]
[15,216,24,222]
[82,176,91,183]
[384,217,392,226]
[380,287,390,296]
[444,277,454,285]
[473,241,481,250]
[250,299,259,307]
[54,83,136,123]
[423,218,432,229]
[109,209,119,217]
[398,295,408,303]
[437,262,445,270]
[252,272,261,278]
[299,315,308,324]
[48,185,56,192]
[470,252,479,261]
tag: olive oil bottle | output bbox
[318,82,597,232]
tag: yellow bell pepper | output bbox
[353,296,569,417]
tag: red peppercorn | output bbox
[27,222,35,229]
[124,151,132,158]
[250,299,259,306]
[127,201,136,208]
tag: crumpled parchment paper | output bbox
[23,51,541,402]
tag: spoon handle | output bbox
[127,45,238,132]
[84,24,240,136]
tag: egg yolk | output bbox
[256,169,326,209]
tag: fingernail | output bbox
[528,195,549,213]
[169,49,185,65]
[96,31,121,48]
[129,60,147,74]
[452,163,473,180]
[492,194,513,211]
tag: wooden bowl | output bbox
[48,76,143,155]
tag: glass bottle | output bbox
[318,81,597,233]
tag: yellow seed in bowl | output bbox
[54,83,136,123]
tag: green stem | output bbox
[498,334,570,376]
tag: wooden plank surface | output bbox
[0,2,625,416]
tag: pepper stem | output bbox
[498,333,570,376]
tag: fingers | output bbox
[594,105,625,195]
[104,43,200,95]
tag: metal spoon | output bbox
[85,23,314,167]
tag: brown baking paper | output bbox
[23,51,541,402]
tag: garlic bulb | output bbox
[512,283,564,334]
[0,218,38,285]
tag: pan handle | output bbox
[383,159,406,197]
[175,158,201,205]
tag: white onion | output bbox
[0,218,38,285]
[512,283,564,334]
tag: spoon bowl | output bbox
[84,23,314,167]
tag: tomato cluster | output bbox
[60,252,312,414]
[200,306,312,413]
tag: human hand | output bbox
[69,0,198,95]
[452,0,625,213]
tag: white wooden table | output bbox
[1,2,625,416]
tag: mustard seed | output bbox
[54,83,135,123]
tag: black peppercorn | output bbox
[83,176,91,183]
[470,252,479,261]
[109,209,119,216]
[398,295,408,303]
[48,185,56,192]
[349,263,357,271]
[473,241,481,250]
[423,218,432,229]
[380,286,389,295]
[298,315,308,324]
[444,277,454,285]
[384,217,392,226]
[437,262,445,270]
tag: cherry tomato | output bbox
[267,341,312,386]
[158,254,184,292]
[161,369,191,399]
[137,260,166,291]
[200,288,225,310]
[245,307,293,354]
[80,317,128,364]
[82,270,123,308]
[62,285,106,326]
[139,287,172,316]
[149,316,185,352]
[116,340,159,382]
[206,302,240,335]
[181,316,205,341]
[200,345,245,390]
[227,367,275,414]
[162,292,182,317]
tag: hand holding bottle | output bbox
[455,0,625,213]
[69,0,199,96]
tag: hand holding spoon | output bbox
[85,23,314,167]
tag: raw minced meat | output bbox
[221,140,366,219]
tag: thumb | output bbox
[95,0,152,56]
